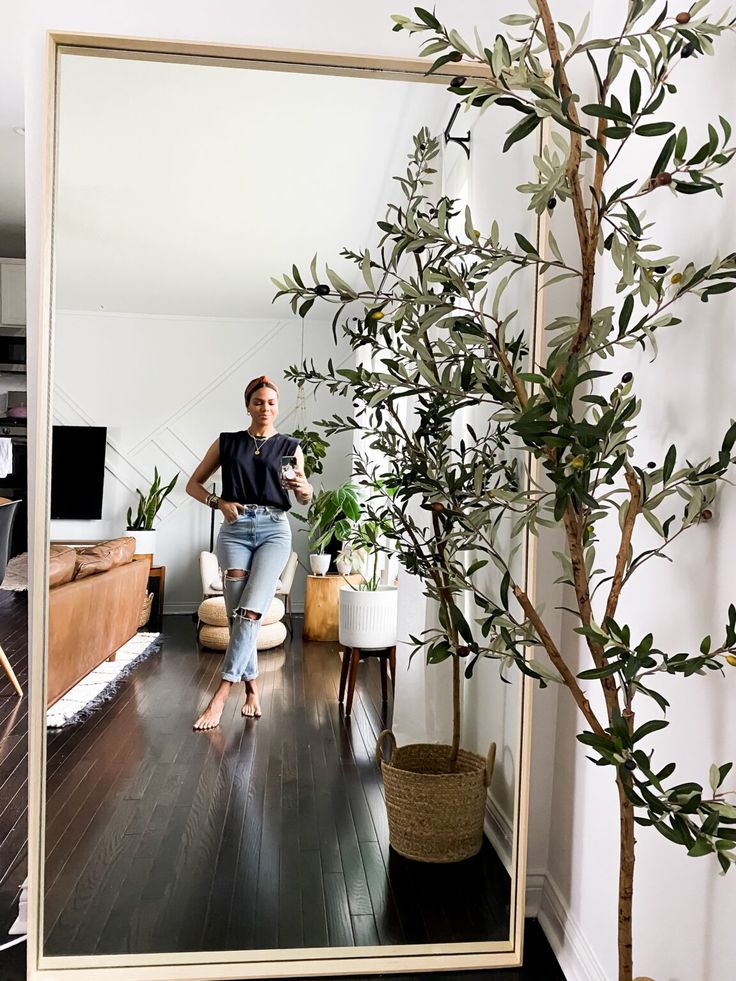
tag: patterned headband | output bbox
[244,375,279,404]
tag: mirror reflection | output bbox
[43,47,538,961]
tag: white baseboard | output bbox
[484,796,513,874]
[484,803,550,916]
[163,602,306,615]
[537,873,609,981]
[164,602,199,614]
[525,870,547,917]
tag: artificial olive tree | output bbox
[274,3,736,979]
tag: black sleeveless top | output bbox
[219,431,300,511]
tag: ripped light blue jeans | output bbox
[215,505,292,683]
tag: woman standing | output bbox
[186,375,313,729]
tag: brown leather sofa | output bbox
[47,538,150,707]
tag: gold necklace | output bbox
[248,429,276,456]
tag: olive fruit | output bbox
[701,508,714,522]
[314,284,330,295]
[676,11,692,23]
[726,655,736,668]
[655,265,667,274]
[449,51,463,62]
[622,371,633,383]
[654,171,673,186]
[624,759,637,771]
[450,75,467,88]
[457,645,470,657]
[430,501,445,512]
[681,41,696,57]
[647,461,656,469]
[547,197,558,210]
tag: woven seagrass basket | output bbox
[137,592,154,629]
[376,730,496,863]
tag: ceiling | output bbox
[54,53,455,318]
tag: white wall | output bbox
[542,8,736,981]
[49,309,353,610]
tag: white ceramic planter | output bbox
[129,529,157,559]
[336,546,366,577]
[309,553,331,576]
[339,585,398,649]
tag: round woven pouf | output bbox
[256,620,287,650]
[199,624,229,651]
[198,603,288,652]
[198,596,229,627]
[376,731,496,863]
[263,597,285,625]
[197,596,284,628]
[199,620,287,652]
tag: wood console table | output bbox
[303,574,362,642]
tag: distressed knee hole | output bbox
[225,569,247,580]
[234,608,261,621]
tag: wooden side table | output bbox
[303,573,362,641]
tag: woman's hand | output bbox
[219,500,244,524]
[283,466,312,504]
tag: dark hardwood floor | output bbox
[0,590,566,979]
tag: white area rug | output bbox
[46,631,161,728]
[0,551,27,591]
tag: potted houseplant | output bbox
[292,425,329,477]
[303,480,362,575]
[334,542,366,576]
[126,467,179,560]
[338,516,399,650]
[278,150,521,860]
[278,3,736,975]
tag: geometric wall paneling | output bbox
[51,310,356,609]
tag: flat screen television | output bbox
[50,425,107,519]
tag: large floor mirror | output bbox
[28,35,542,979]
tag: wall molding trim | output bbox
[536,872,609,981]
[524,870,546,917]
[484,795,513,874]
[57,307,303,324]
[166,601,306,615]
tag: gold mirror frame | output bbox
[27,32,546,980]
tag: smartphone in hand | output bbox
[281,455,297,485]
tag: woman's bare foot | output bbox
[242,679,261,718]
[193,680,232,730]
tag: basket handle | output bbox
[484,741,497,787]
[375,729,397,767]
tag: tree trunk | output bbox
[431,510,461,767]
[617,775,636,981]
[450,650,461,766]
